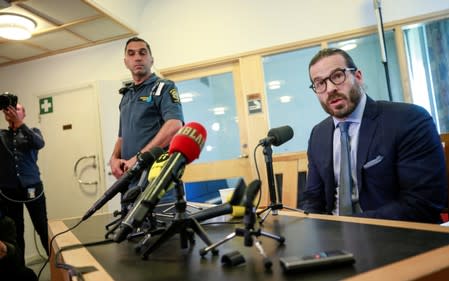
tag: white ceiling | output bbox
[0,0,137,67]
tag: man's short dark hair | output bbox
[125,37,152,55]
[308,48,357,72]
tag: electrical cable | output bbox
[37,218,83,280]
[54,239,114,281]
[253,143,263,209]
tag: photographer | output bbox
[0,100,49,265]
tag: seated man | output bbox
[301,48,447,223]
[0,203,38,281]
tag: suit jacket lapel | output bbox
[322,117,337,190]
[357,96,379,190]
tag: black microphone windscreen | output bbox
[229,179,247,205]
[81,147,164,221]
[139,147,165,166]
[244,180,261,208]
[267,125,294,146]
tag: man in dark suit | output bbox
[301,48,447,223]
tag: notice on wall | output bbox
[247,93,262,114]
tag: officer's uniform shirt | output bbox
[118,73,184,160]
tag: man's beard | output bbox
[320,84,362,119]
[134,68,148,77]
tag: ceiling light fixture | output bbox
[268,80,282,90]
[339,40,358,51]
[0,13,37,40]
[341,43,357,51]
[180,92,194,103]
[280,95,292,103]
[211,107,226,115]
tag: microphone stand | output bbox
[258,143,306,224]
[104,209,126,239]
[199,189,285,270]
[139,179,218,259]
[374,0,393,101]
[156,198,204,218]
[104,167,153,239]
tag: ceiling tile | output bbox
[0,5,56,30]
[21,0,99,25]
[0,0,137,67]
[28,30,88,51]
[67,18,132,41]
[0,43,46,60]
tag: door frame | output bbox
[36,82,106,218]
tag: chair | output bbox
[272,152,308,208]
[440,133,449,221]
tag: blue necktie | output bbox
[339,122,353,215]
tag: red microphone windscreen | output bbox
[169,122,207,163]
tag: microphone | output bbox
[190,179,247,222]
[113,122,207,242]
[259,125,294,146]
[82,147,164,221]
[121,152,170,205]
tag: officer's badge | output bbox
[169,88,181,103]
[139,96,152,102]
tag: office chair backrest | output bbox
[440,133,449,220]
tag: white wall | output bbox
[0,0,448,262]
[2,0,449,120]
[1,0,449,110]
[89,0,147,32]
[142,0,449,68]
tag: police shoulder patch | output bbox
[169,88,181,103]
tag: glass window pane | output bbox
[262,46,326,153]
[403,17,449,133]
[403,26,435,117]
[329,31,403,103]
[176,72,241,162]
[263,32,403,154]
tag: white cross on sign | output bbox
[40,97,53,114]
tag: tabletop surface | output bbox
[58,211,449,281]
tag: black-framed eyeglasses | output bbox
[309,67,356,94]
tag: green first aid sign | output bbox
[39,97,53,115]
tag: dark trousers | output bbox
[1,183,49,265]
[4,266,38,281]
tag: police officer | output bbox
[109,37,184,206]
